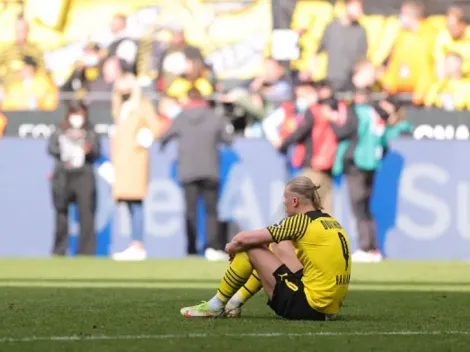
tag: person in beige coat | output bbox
[110,69,161,261]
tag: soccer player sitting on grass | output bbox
[181,176,352,320]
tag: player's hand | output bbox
[225,241,240,258]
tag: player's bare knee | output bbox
[271,241,295,259]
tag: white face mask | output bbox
[69,114,84,129]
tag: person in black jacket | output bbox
[48,100,100,256]
[159,88,233,261]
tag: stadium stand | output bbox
[0,0,469,112]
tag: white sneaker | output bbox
[352,250,372,263]
[205,248,229,262]
[112,246,147,261]
[368,250,383,263]
[352,250,383,263]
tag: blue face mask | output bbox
[399,15,410,28]
[296,99,309,112]
[167,105,182,119]
[84,54,99,67]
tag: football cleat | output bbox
[180,301,224,318]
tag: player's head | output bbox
[284,176,323,216]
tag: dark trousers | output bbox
[183,179,224,254]
[346,165,378,252]
[53,172,96,256]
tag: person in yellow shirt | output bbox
[380,0,435,103]
[434,7,470,79]
[180,176,352,320]
[425,53,470,111]
[1,56,58,111]
[0,16,45,90]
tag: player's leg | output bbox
[246,246,287,298]
[225,241,302,316]
[247,245,323,320]
[180,251,254,318]
[271,241,302,273]
[225,270,262,317]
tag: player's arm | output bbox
[226,214,309,254]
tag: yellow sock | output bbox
[216,252,253,303]
[234,270,262,304]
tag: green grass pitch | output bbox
[1,258,470,352]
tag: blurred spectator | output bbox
[158,94,182,121]
[159,88,233,260]
[48,101,100,256]
[380,0,435,102]
[111,70,161,261]
[61,42,111,94]
[250,57,292,103]
[0,16,45,90]
[136,25,168,84]
[99,14,139,85]
[222,57,293,130]
[313,0,367,93]
[352,58,382,93]
[157,23,206,92]
[99,13,131,50]
[1,55,58,111]
[275,80,346,214]
[166,57,214,100]
[331,63,412,263]
[434,7,470,79]
[262,79,317,146]
[425,53,470,111]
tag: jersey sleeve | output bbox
[267,214,310,243]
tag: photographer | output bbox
[48,101,100,256]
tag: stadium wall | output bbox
[0,138,468,259]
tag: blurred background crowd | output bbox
[0,0,469,262]
[0,0,470,115]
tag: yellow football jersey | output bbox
[267,211,352,315]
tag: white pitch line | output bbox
[1,331,469,343]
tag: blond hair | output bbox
[286,176,323,210]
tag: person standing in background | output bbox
[110,67,161,261]
[330,61,412,263]
[312,0,367,93]
[2,55,58,111]
[157,23,206,92]
[0,15,45,91]
[48,101,100,256]
[159,88,233,261]
[274,80,348,215]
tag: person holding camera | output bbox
[48,100,100,256]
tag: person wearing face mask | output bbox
[110,65,161,261]
[48,101,100,256]
[274,80,347,214]
[61,42,111,94]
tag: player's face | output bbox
[283,189,300,216]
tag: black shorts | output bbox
[267,264,326,321]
